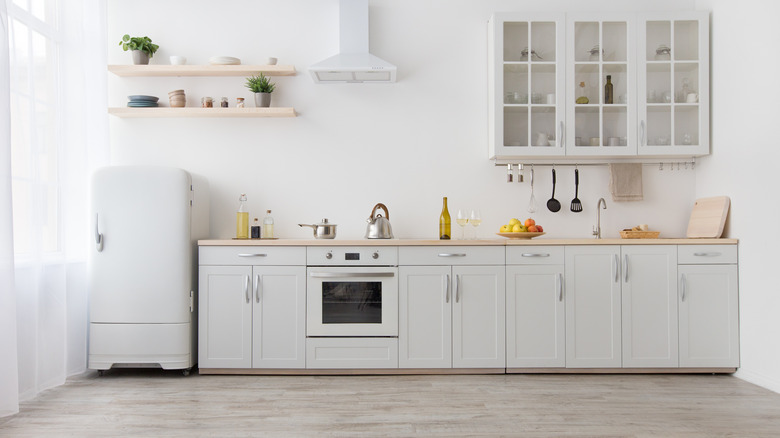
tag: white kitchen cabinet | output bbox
[198,247,306,369]
[678,246,739,368]
[398,247,505,369]
[489,11,709,161]
[621,245,678,368]
[564,246,622,368]
[398,266,452,368]
[251,266,306,368]
[198,265,253,368]
[488,13,566,158]
[506,246,565,368]
[566,13,637,157]
[637,12,709,156]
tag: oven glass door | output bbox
[307,267,398,336]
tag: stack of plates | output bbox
[127,95,159,108]
[168,89,186,108]
[209,56,241,65]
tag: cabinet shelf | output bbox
[108,107,297,118]
[108,64,297,77]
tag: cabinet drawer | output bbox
[506,246,564,265]
[678,245,737,264]
[398,246,504,265]
[199,246,306,266]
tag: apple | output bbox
[536,225,544,232]
[525,218,535,228]
[527,225,538,232]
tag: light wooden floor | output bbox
[1,370,780,437]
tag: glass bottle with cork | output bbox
[262,210,274,238]
[236,194,249,239]
[251,218,261,239]
[439,197,451,240]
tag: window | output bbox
[8,0,60,256]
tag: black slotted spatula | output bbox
[571,168,582,212]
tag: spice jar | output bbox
[220,97,228,108]
[236,97,245,108]
[201,97,213,108]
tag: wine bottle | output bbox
[236,194,249,239]
[439,197,451,240]
[605,75,613,104]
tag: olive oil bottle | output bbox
[236,194,249,239]
[439,197,451,240]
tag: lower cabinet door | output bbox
[678,264,739,368]
[399,266,452,368]
[252,266,306,368]
[198,265,253,368]
[565,246,622,368]
[506,265,565,368]
[621,245,679,368]
[452,265,506,368]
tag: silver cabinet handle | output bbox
[438,253,466,257]
[640,120,646,146]
[521,253,550,257]
[244,275,250,303]
[95,214,103,252]
[445,274,450,303]
[693,252,722,257]
[557,273,563,302]
[613,254,619,283]
[623,254,629,283]
[455,275,461,303]
[254,274,261,303]
[559,121,565,147]
[309,272,395,278]
[680,274,687,302]
[238,253,267,257]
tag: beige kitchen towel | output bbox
[609,163,643,202]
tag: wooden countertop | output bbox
[199,238,738,246]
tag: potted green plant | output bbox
[244,73,276,107]
[118,34,159,65]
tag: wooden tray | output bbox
[619,231,660,239]
[496,232,545,240]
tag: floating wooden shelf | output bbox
[108,107,297,118]
[108,64,296,77]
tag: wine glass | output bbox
[469,210,482,239]
[456,209,469,239]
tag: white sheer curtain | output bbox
[1,0,21,418]
[1,0,107,417]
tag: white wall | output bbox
[107,0,699,241]
[695,0,780,393]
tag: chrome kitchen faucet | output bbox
[592,198,607,238]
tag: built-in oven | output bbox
[306,247,398,337]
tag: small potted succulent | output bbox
[118,34,159,65]
[244,73,276,107]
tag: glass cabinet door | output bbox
[566,14,637,156]
[489,13,565,158]
[638,12,709,156]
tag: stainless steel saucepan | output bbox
[299,218,337,239]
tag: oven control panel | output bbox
[306,247,398,266]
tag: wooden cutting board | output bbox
[686,196,730,238]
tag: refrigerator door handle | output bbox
[95,213,103,252]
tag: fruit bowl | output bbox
[496,232,545,239]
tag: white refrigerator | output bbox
[88,166,209,374]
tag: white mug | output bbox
[590,137,600,146]
[170,55,186,65]
[536,133,549,146]
[608,137,620,146]
[686,93,698,103]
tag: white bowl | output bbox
[170,56,187,65]
[267,57,278,65]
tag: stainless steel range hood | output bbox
[309,0,397,83]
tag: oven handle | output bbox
[309,272,395,278]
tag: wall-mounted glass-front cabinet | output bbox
[488,11,709,161]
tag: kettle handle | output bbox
[370,203,390,220]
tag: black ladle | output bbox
[547,168,561,212]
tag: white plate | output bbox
[209,56,241,65]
